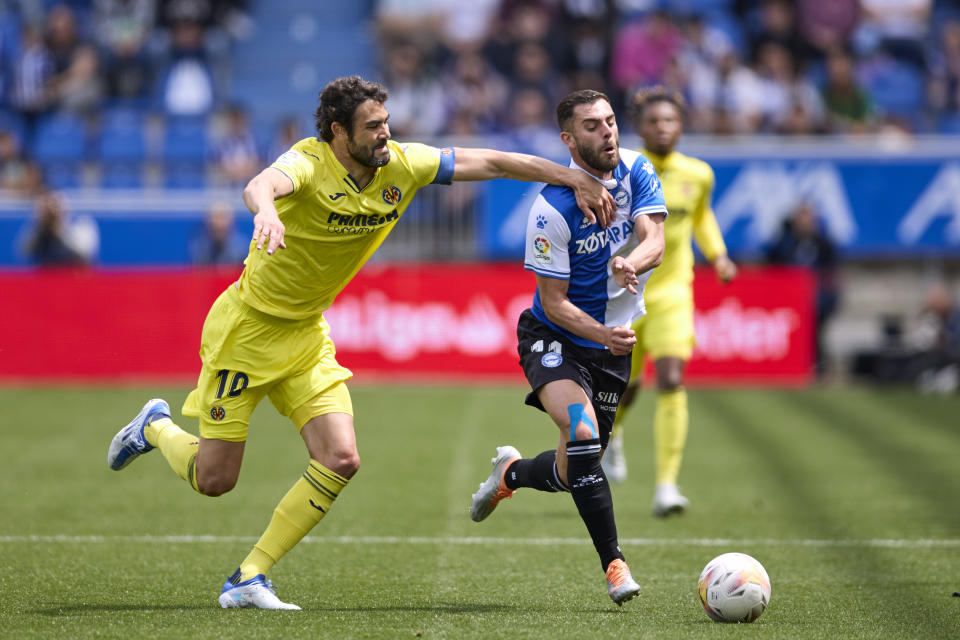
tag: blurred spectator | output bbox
[94,0,156,103]
[510,41,563,103]
[0,130,42,193]
[796,0,860,59]
[746,0,810,65]
[687,49,763,133]
[379,41,447,138]
[268,115,305,161]
[19,189,99,266]
[441,51,509,134]
[927,18,960,130]
[212,104,259,186]
[766,201,840,377]
[155,17,215,116]
[45,3,104,115]
[854,0,931,69]
[506,86,556,153]
[611,10,685,96]
[820,47,876,133]
[189,199,247,266]
[10,24,53,126]
[752,41,824,133]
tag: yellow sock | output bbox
[239,460,348,581]
[654,388,688,486]
[144,418,200,492]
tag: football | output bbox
[697,552,771,623]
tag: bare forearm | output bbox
[454,147,577,185]
[543,298,612,346]
[623,240,664,276]
[242,175,276,215]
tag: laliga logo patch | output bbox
[532,233,552,264]
[210,406,226,421]
[541,352,562,368]
[613,187,629,207]
[382,185,402,205]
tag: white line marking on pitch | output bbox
[1,535,958,548]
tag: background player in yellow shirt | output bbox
[602,87,737,517]
[106,75,616,610]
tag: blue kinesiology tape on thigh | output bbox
[567,403,597,441]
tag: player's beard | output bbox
[347,137,390,168]
[576,137,620,173]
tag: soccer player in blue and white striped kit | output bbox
[470,89,666,606]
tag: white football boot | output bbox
[219,572,301,610]
[606,559,642,606]
[107,398,169,470]
[601,431,627,484]
[651,482,689,517]
[470,446,521,522]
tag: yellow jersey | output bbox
[642,149,726,305]
[237,137,454,319]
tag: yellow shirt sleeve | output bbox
[393,142,445,187]
[270,145,316,193]
[691,163,727,263]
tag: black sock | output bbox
[504,450,568,492]
[565,438,624,572]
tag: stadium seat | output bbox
[162,116,208,162]
[98,107,148,161]
[32,112,88,163]
[101,161,145,189]
[163,161,207,189]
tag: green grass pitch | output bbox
[1,384,958,639]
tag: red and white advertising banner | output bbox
[0,265,813,384]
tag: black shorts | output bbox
[517,309,631,447]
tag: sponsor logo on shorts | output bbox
[210,406,226,421]
[541,352,562,368]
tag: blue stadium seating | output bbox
[32,112,87,163]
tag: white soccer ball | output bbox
[697,552,771,623]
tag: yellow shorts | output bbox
[182,285,353,442]
[629,294,695,382]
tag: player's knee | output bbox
[657,369,684,391]
[327,450,360,479]
[572,422,596,441]
[197,471,238,497]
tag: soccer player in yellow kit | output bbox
[106,75,615,610]
[602,87,737,516]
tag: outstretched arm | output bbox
[242,168,294,255]
[451,147,615,227]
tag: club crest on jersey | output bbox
[541,352,563,368]
[613,187,629,207]
[382,185,402,205]
[210,406,226,421]
[532,233,552,264]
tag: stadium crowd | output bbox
[374,0,960,142]
[1,0,960,194]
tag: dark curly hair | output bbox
[314,76,389,142]
[629,86,686,122]
[556,89,610,132]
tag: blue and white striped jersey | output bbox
[523,148,667,349]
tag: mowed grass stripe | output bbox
[781,389,960,533]
[695,390,915,635]
[703,389,959,639]
[3,534,958,547]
